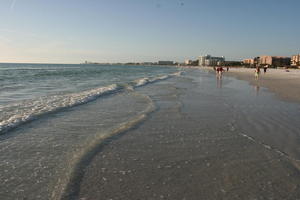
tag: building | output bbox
[225,61,243,66]
[158,61,174,65]
[243,57,260,66]
[198,55,225,66]
[184,59,193,65]
[259,55,290,66]
[199,56,207,66]
[253,57,260,65]
[291,54,300,66]
[243,59,255,65]
[259,56,291,67]
[259,56,273,65]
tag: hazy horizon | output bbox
[1,0,299,64]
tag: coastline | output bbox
[201,66,300,104]
[77,69,300,200]
[2,66,300,199]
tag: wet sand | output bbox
[76,69,300,200]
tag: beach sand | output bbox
[73,69,300,200]
[220,67,300,103]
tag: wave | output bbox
[133,71,183,87]
[56,91,156,200]
[0,84,121,134]
[57,72,183,199]
[0,71,183,134]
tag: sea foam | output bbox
[0,84,120,133]
[133,71,183,87]
[0,71,183,134]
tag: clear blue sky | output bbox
[0,0,299,63]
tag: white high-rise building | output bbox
[184,59,193,65]
[198,55,225,66]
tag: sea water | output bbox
[0,63,180,133]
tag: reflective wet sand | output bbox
[77,69,300,200]
[0,91,152,199]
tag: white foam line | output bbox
[134,71,183,87]
[0,71,184,134]
[0,84,121,133]
[239,132,300,163]
[240,133,255,142]
[54,91,156,200]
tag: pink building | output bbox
[291,54,300,66]
[243,59,254,65]
[259,55,290,67]
[243,57,260,66]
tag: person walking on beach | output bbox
[263,65,268,74]
[220,66,224,74]
[255,66,260,80]
[226,66,229,72]
[216,66,223,78]
[216,67,220,76]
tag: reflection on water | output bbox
[254,85,260,96]
[216,74,223,88]
[217,77,222,88]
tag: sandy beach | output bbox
[209,67,300,103]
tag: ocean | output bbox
[0,63,181,133]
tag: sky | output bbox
[0,0,299,63]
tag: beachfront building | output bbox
[291,54,300,66]
[243,59,255,65]
[199,55,225,66]
[243,57,260,67]
[184,59,193,65]
[259,56,291,67]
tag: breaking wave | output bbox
[133,71,183,87]
[0,71,183,134]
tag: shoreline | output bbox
[199,66,300,104]
[2,67,300,199]
[77,69,300,200]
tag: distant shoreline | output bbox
[0,62,179,67]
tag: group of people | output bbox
[213,65,268,80]
[254,65,268,79]
[213,66,229,78]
